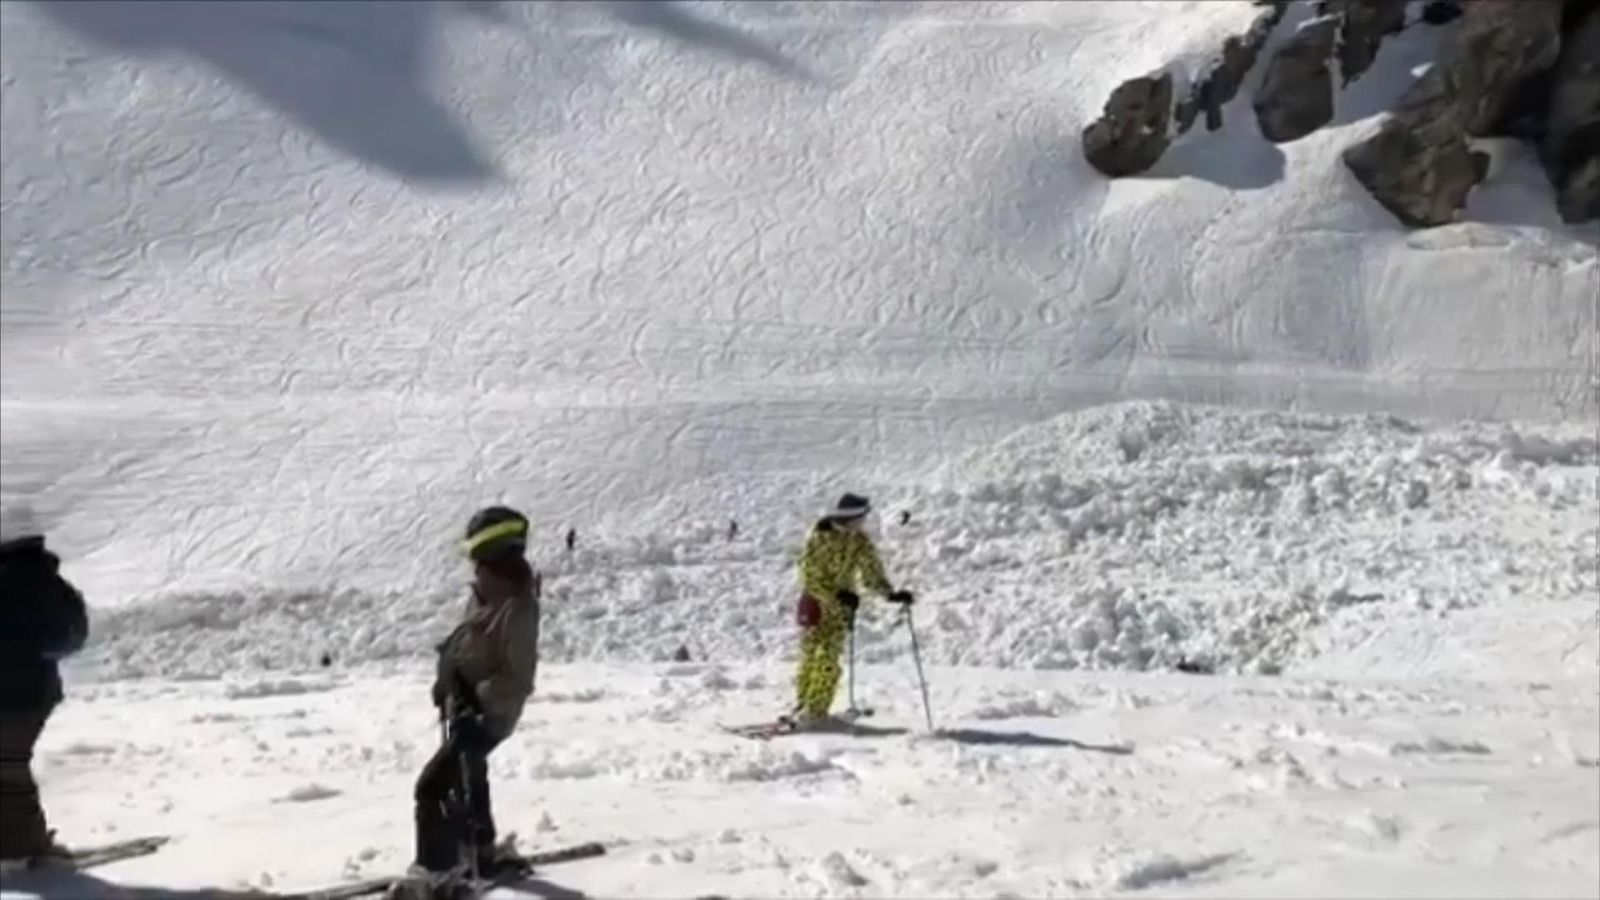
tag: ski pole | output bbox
[902,607,935,732]
[459,743,480,884]
[847,613,858,714]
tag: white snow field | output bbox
[1,0,1597,897]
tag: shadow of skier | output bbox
[823,722,910,739]
[930,727,1134,755]
[500,873,590,900]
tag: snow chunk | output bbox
[816,851,869,889]
[55,741,119,757]
[967,690,1081,720]
[278,783,341,803]
[536,688,606,704]
[225,678,338,700]
[721,750,838,783]
[1388,737,1492,756]
[1114,852,1237,890]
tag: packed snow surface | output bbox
[1,1,1597,897]
[7,662,1600,898]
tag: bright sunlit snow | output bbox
[1,0,1596,897]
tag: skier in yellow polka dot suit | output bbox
[788,493,914,726]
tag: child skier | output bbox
[788,493,913,728]
[409,506,542,891]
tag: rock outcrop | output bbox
[1085,4,1286,176]
[1343,0,1566,226]
[1328,0,1410,86]
[1420,1,1464,26]
[1542,4,1600,222]
[1083,0,1594,226]
[1082,72,1176,178]
[1186,2,1287,133]
[1254,15,1340,143]
[1252,0,1407,143]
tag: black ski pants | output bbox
[0,706,53,860]
[413,718,502,872]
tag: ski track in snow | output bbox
[1,1,1598,896]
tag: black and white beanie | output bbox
[827,493,871,521]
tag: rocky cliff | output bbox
[1081,0,1599,227]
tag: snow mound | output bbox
[67,402,1596,685]
[277,783,342,803]
[225,677,341,701]
[965,689,1081,721]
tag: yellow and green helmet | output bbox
[462,505,529,561]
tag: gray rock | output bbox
[1254,16,1339,142]
[1082,71,1175,177]
[1555,156,1600,223]
[1327,0,1410,85]
[1420,0,1464,26]
[1103,1,1283,151]
[1195,3,1287,132]
[1542,5,1600,223]
[1453,1,1564,136]
[1343,0,1566,226]
[1345,126,1486,226]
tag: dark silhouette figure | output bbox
[0,534,89,863]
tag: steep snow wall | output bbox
[1,1,1595,617]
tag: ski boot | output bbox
[0,829,76,873]
[387,865,472,900]
[473,832,531,881]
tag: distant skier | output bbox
[899,510,911,527]
[564,527,576,554]
[0,532,88,867]
[788,493,913,728]
[409,507,542,890]
[728,519,739,540]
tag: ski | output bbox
[719,720,796,740]
[64,834,171,870]
[273,841,606,899]
[719,710,898,741]
[0,834,171,878]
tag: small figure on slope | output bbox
[787,493,913,729]
[407,506,542,894]
[0,532,88,870]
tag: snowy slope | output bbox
[2,3,1598,897]
[2,0,1595,612]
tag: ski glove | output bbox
[836,590,861,613]
[887,590,915,606]
[449,708,490,742]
